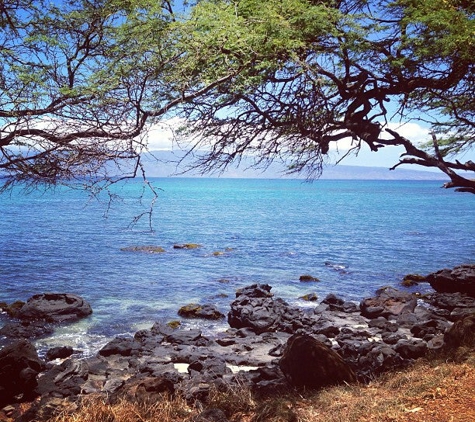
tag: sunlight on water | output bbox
[1,178,473,355]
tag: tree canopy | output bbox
[1,0,474,193]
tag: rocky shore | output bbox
[1,264,474,421]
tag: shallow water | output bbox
[1,178,473,355]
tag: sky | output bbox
[144,118,455,172]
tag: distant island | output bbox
[142,150,447,181]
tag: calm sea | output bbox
[1,178,474,355]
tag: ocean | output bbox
[0,178,474,356]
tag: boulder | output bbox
[394,339,428,359]
[173,243,201,249]
[360,287,417,319]
[299,275,320,282]
[178,304,225,320]
[46,346,74,361]
[235,283,274,299]
[16,293,92,323]
[227,284,317,334]
[0,321,54,339]
[228,285,286,333]
[299,293,318,301]
[166,329,203,345]
[426,264,475,296]
[0,300,25,318]
[35,359,89,398]
[111,375,175,404]
[426,292,475,321]
[0,339,43,408]
[444,313,475,349]
[279,334,356,389]
[99,337,141,357]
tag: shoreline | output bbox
[1,264,475,419]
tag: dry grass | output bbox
[40,350,475,422]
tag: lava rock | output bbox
[99,337,141,357]
[360,287,417,319]
[279,334,356,389]
[46,346,75,361]
[0,339,43,408]
[444,313,475,349]
[178,304,225,320]
[0,321,55,339]
[426,264,475,296]
[16,293,92,323]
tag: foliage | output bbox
[174,0,475,193]
[1,0,474,194]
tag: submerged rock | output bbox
[299,274,320,282]
[121,245,166,253]
[299,293,318,301]
[402,273,428,287]
[173,243,201,249]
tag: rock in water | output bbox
[427,264,475,297]
[279,334,356,389]
[178,303,225,320]
[0,339,43,408]
[16,293,92,323]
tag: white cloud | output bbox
[145,117,187,150]
[382,121,431,145]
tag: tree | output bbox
[0,0,239,196]
[172,0,475,193]
[1,0,474,195]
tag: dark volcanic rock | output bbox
[111,375,175,404]
[426,292,475,321]
[178,303,225,320]
[0,321,54,339]
[299,274,320,282]
[14,277,475,418]
[444,313,475,349]
[228,284,316,334]
[46,346,75,361]
[0,339,43,408]
[394,339,428,359]
[360,287,417,319]
[16,293,92,323]
[166,329,204,345]
[99,337,141,357]
[228,285,287,333]
[36,359,89,398]
[279,334,356,389]
[427,264,475,296]
[0,300,25,318]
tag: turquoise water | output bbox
[0,178,473,354]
